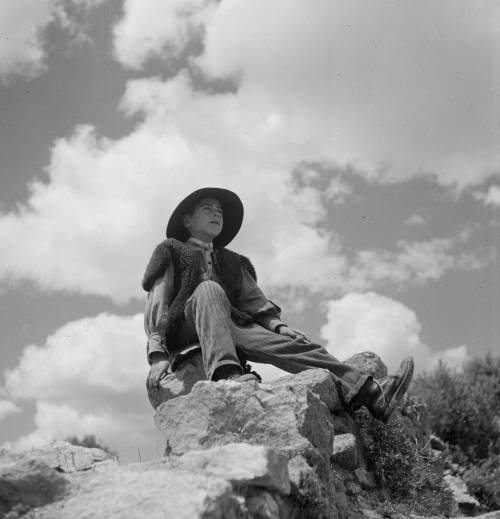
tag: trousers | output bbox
[182,280,370,405]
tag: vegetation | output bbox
[355,407,454,516]
[410,353,500,511]
[65,433,118,459]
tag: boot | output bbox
[352,357,414,423]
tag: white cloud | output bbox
[0,0,110,83]
[475,185,500,208]
[320,291,469,373]
[1,70,491,303]
[404,214,426,226]
[340,234,492,293]
[113,0,214,69]
[3,313,163,461]
[0,399,21,422]
[112,0,500,189]
[0,75,348,302]
[0,0,55,83]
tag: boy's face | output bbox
[183,197,223,242]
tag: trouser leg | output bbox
[184,281,242,380]
[231,322,370,406]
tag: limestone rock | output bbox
[272,368,344,413]
[148,348,205,408]
[344,352,387,379]
[35,464,242,519]
[154,370,335,462]
[0,458,68,515]
[245,490,281,519]
[174,443,291,494]
[354,467,377,490]
[331,433,360,471]
[444,474,481,513]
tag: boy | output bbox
[143,187,413,422]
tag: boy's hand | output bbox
[147,354,170,391]
[277,326,310,343]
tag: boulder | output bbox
[147,348,205,408]
[444,474,481,514]
[154,371,336,462]
[173,443,291,495]
[331,433,360,471]
[0,458,68,516]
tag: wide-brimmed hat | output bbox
[166,187,244,247]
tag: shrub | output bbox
[411,353,500,462]
[65,434,118,458]
[355,407,454,516]
[463,453,500,511]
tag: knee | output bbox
[192,281,228,302]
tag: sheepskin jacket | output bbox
[142,238,258,344]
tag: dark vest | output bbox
[142,238,257,345]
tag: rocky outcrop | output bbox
[3,352,499,518]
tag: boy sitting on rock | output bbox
[142,187,413,423]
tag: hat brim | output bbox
[166,187,243,247]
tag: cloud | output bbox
[3,313,163,461]
[320,291,469,373]
[0,399,21,422]
[0,74,348,302]
[475,185,500,208]
[0,0,56,83]
[404,214,426,226]
[0,70,491,303]
[112,0,500,189]
[0,0,110,83]
[340,233,492,293]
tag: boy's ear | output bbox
[182,214,191,229]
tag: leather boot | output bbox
[352,357,414,423]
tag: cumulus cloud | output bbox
[0,71,491,303]
[475,185,500,208]
[112,0,500,189]
[0,399,21,422]
[3,313,163,461]
[320,292,469,373]
[0,0,110,83]
[404,214,426,226]
[340,234,492,293]
[0,0,56,82]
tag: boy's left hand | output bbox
[278,326,310,343]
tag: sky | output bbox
[0,0,499,462]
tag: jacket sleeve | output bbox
[237,268,286,332]
[144,267,171,365]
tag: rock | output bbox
[245,490,281,519]
[154,370,335,462]
[35,464,243,519]
[148,348,205,408]
[354,467,377,490]
[331,434,360,471]
[444,474,481,513]
[272,368,344,413]
[429,433,447,451]
[344,352,387,379]
[175,443,291,494]
[0,458,68,515]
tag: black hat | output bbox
[166,187,243,247]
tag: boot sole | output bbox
[381,357,414,423]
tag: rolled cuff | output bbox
[147,333,167,365]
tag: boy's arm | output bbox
[144,270,170,364]
[237,268,287,332]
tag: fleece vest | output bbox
[142,238,257,344]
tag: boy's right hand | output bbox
[147,353,170,391]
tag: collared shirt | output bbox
[145,239,285,363]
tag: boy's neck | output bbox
[188,234,213,244]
